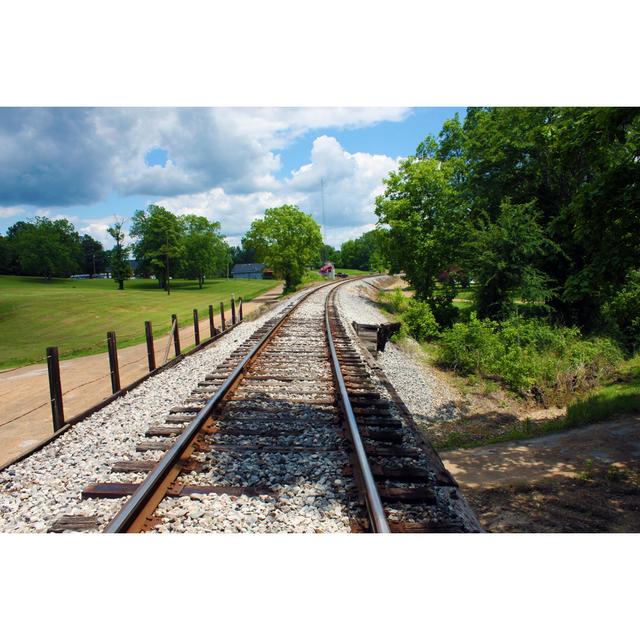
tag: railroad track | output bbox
[50,277,480,533]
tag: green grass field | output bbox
[0,275,281,369]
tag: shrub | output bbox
[379,287,409,314]
[401,299,440,342]
[438,315,623,404]
[602,270,640,353]
[438,313,502,374]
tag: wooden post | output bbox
[145,321,156,372]
[231,296,236,325]
[193,308,200,346]
[107,331,121,394]
[239,297,243,322]
[208,304,216,336]
[171,314,181,356]
[220,302,226,332]
[46,346,65,431]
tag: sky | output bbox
[0,107,463,249]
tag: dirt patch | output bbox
[420,369,567,449]
[464,463,640,533]
[442,416,640,532]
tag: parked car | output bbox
[336,272,348,278]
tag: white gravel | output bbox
[0,288,311,533]
[336,280,460,425]
[149,284,357,533]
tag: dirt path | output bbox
[442,416,640,532]
[0,285,283,466]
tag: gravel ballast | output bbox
[0,288,311,533]
[336,280,460,426]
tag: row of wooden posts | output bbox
[45,296,243,433]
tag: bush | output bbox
[438,313,502,374]
[602,270,640,353]
[438,315,623,404]
[401,299,440,341]
[380,287,409,314]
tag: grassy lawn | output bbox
[0,275,281,369]
[336,268,372,275]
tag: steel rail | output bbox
[105,280,339,533]
[325,286,391,533]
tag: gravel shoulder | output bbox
[336,280,461,425]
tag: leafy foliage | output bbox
[438,315,623,404]
[472,200,556,319]
[602,269,640,353]
[107,221,131,290]
[338,229,388,271]
[376,107,640,330]
[243,204,323,290]
[130,205,185,289]
[400,299,440,341]
[180,215,229,287]
[5,217,82,279]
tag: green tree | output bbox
[472,200,556,319]
[80,234,107,276]
[243,204,323,290]
[130,205,185,291]
[7,217,82,279]
[375,152,469,325]
[180,215,229,287]
[230,242,258,267]
[376,107,640,331]
[0,235,13,274]
[338,229,387,271]
[107,221,132,290]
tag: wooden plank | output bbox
[137,441,172,452]
[111,460,157,473]
[389,520,465,533]
[208,444,338,454]
[48,515,99,533]
[165,415,194,424]
[219,426,305,437]
[169,406,202,414]
[379,486,437,504]
[146,425,185,437]
[81,482,275,499]
[364,445,420,458]
[361,428,403,443]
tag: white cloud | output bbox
[156,136,401,247]
[0,107,410,207]
[0,206,26,218]
[1,108,408,246]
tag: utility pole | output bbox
[321,177,327,264]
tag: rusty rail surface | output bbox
[105,279,346,533]
[325,286,390,533]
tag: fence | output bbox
[44,296,244,433]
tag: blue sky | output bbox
[0,107,463,248]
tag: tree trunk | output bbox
[118,279,124,290]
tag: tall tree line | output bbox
[0,205,231,290]
[376,107,640,335]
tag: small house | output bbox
[231,263,267,279]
